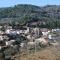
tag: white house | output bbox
[5,29,12,34]
[0,26,2,29]
[0,35,9,41]
[48,35,52,39]
[40,28,50,36]
[16,30,20,34]
[5,40,15,46]
[20,43,25,48]
[5,29,20,35]
[48,34,57,40]
[20,27,30,34]
[52,29,60,32]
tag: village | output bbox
[0,24,59,60]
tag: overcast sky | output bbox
[0,0,60,7]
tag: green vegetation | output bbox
[0,4,60,28]
[15,35,27,45]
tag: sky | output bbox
[0,0,60,7]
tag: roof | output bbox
[40,28,49,32]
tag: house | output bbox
[16,30,20,34]
[5,40,15,46]
[5,27,30,35]
[52,29,60,32]
[0,35,5,41]
[0,34,9,41]
[20,27,30,34]
[48,34,57,43]
[40,28,50,36]
[52,28,60,35]
[5,29,12,34]
[5,29,20,35]
[0,26,2,29]
[4,25,12,29]
[0,31,5,35]
[48,33,57,40]
[29,27,40,38]
[20,43,25,48]
[10,30,20,35]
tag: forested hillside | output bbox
[0,4,60,28]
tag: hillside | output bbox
[0,5,40,25]
[0,4,60,28]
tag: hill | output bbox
[0,4,60,28]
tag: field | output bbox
[14,42,60,60]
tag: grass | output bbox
[14,43,60,60]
